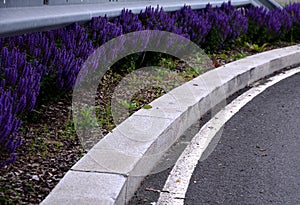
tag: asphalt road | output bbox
[185,72,300,204]
[129,72,300,205]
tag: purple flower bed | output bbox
[0,47,43,168]
[1,2,300,168]
[245,6,293,44]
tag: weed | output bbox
[128,60,136,73]
[232,53,247,60]
[95,103,115,131]
[28,125,51,159]
[73,106,99,131]
[244,42,269,52]
[121,100,139,113]
[219,53,228,60]
[63,113,77,140]
[160,58,176,70]
[55,141,63,151]
[24,181,37,193]
[142,104,152,109]
[182,67,202,81]
[0,178,22,204]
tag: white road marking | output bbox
[156,67,300,205]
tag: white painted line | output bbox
[156,67,300,205]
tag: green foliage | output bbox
[289,24,300,42]
[204,28,224,54]
[121,100,139,113]
[37,74,66,106]
[95,103,116,131]
[232,53,247,60]
[0,178,22,204]
[64,115,77,140]
[180,66,203,81]
[160,58,176,70]
[28,125,51,158]
[219,52,247,60]
[142,104,152,109]
[243,21,269,45]
[24,181,37,194]
[244,42,268,52]
[73,106,99,132]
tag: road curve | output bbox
[184,71,300,204]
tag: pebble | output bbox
[32,175,39,181]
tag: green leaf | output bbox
[142,104,152,109]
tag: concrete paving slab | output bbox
[134,93,188,120]
[93,130,154,156]
[41,171,126,205]
[71,147,140,174]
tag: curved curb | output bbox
[156,66,300,205]
[41,45,300,205]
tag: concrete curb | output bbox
[41,45,300,205]
[156,66,300,205]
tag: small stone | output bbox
[31,163,40,167]
[32,175,39,181]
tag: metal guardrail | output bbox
[0,0,281,37]
[0,0,282,7]
[0,0,123,8]
[252,0,281,8]
[0,0,43,8]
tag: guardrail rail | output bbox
[0,0,280,37]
